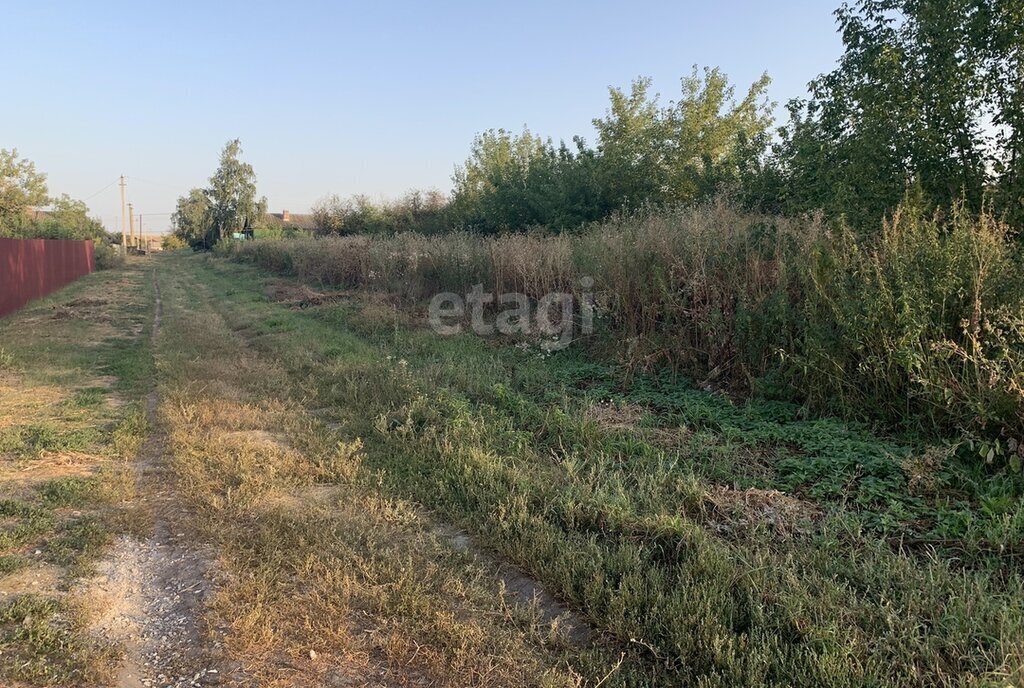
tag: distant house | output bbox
[24,208,54,222]
[263,209,316,233]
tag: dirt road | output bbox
[0,256,610,687]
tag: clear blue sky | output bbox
[1,1,844,233]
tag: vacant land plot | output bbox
[0,253,1021,687]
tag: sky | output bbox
[1,1,845,234]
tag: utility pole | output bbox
[119,176,128,255]
[128,203,136,251]
[138,215,144,254]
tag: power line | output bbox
[82,178,120,201]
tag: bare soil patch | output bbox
[80,534,219,688]
[264,281,348,309]
[0,451,105,487]
[0,562,62,597]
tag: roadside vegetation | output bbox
[182,252,1023,686]
[152,253,621,687]
[0,263,154,685]
[223,200,1024,463]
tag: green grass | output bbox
[38,477,102,508]
[0,423,102,459]
[153,253,609,686]
[0,555,27,576]
[45,517,113,568]
[0,259,156,685]
[171,251,1024,687]
[0,594,117,685]
[67,387,108,409]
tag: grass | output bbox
[224,202,1024,456]
[0,594,118,685]
[171,250,1023,687]
[2,247,1019,686]
[153,251,611,686]
[0,259,155,685]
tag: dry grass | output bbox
[154,259,611,686]
[192,250,1024,687]
[227,201,1024,451]
[703,486,821,538]
[0,259,155,686]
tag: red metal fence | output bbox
[0,238,95,319]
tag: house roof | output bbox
[24,208,53,221]
[264,212,316,231]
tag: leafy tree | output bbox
[989,0,1024,227]
[312,194,388,235]
[445,68,772,234]
[593,68,773,211]
[449,128,547,233]
[523,138,609,230]
[592,78,670,211]
[0,149,48,226]
[172,188,213,248]
[31,194,107,240]
[206,139,266,247]
[0,151,105,241]
[173,139,266,248]
[387,189,449,234]
[771,0,1021,231]
[313,190,450,236]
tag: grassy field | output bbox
[1,252,1021,687]
[182,251,1021,687]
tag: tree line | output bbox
[325,0,1024,237]
[177,0,1022,244]
[0,149,108,242]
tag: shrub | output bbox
[161,234,187,251]
[93,241,125,270]
[795,204,1024,451]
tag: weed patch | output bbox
[187,252,1024,687]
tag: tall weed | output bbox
[224,201,1024,460]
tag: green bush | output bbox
[93,241,124,270]
[795,204,1024,454]
[161,234,187,251]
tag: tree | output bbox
[0,149,48,225]
[39,194,106,240]
[592,78,669,211]
[449,128,548,232]
[205,139,266,248]
[312,190,450,236]
[771,0,1020,231]
[989,0,1024,227]
[593,68,773,211]
[172,188,213,248]
[173,139,266,249]
[665,67,773,202]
